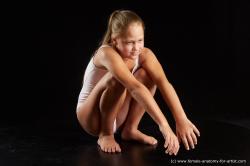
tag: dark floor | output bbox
[0,116,250,166]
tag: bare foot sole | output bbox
[121,129,158,145]
[97,135,121,153]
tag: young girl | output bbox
[76,10,200,155]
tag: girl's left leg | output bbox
[117,68,158,145]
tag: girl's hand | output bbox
[176,118,200,150]
[159,125,180,155]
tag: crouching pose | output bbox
[76,10,200,155]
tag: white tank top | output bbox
[77,45,140,103]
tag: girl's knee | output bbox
[135,68,155,88]
[105,75,124,90]
[135,68,147,78]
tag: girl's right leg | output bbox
[76,72,127,153]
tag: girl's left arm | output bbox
[141,48,200,150]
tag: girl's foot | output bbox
[97,135,121,153]
[121,129,158,145]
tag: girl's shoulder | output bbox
[140,47,155,62]
[93,45,121,68]
[141,47,152,54]
[99,44,112,49]
[96,44,115,55]
[96,45,123,61]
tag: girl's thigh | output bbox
[76,73,112,136]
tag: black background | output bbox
[3,0,249,126]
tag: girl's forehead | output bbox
[126,22,144,32]
[122,23,144,38]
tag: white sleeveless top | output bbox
[77,45,141,103]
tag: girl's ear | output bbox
[111,38,117,46]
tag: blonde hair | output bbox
[101,10,145,45]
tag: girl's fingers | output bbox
[166,137,174,154]
[193,125,200,137]
[166,136,179,155]
[191,131,197,145]
[182,136,189,150]
[173,139,179,155]
[164,137,169,148]
[166,137,172,154]
[187,134,195,149]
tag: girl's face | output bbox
[113,22,144,60]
